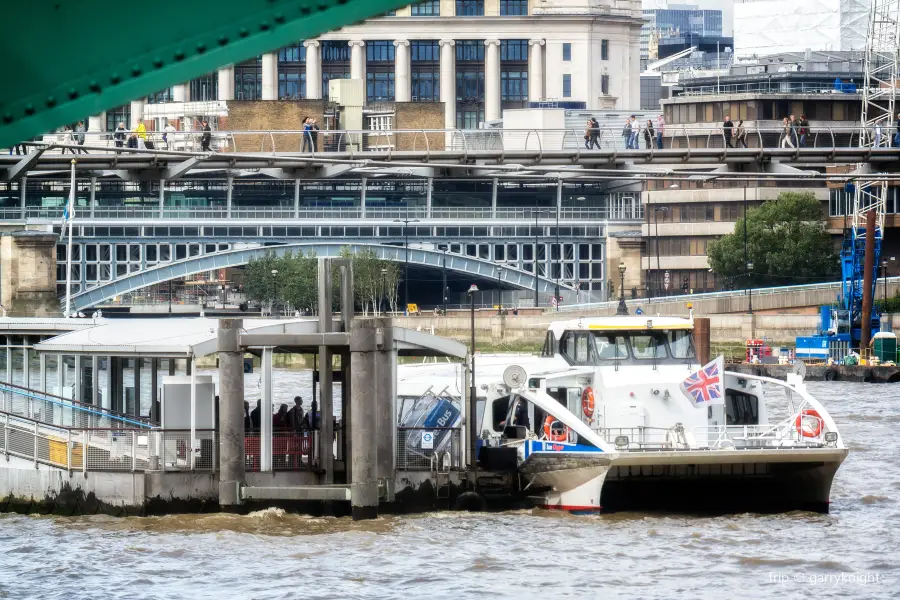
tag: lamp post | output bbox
[441,245,448,316]
[380,268,387,315]
[555,195,560,312]
[271,269,279,315]
[466,283,479,471]
[168,279,172,313]
[394,217,420,315]
[746,261,753,315]
[496,266,503,315]
[532,208,550,308]
[616,262,628,315]
[654,206,668,297]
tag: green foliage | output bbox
[244,247,401,314]
[875,292,900,314]
[707,192,838,288]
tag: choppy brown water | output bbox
[1,380,898,600]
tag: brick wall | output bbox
[393,102,445,151]
[225,101,327,152]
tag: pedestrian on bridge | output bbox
[644,120,655,149]
[75,121,88,154]
[200,120,212,152]
[780,117,795,148]
[629,115,640,149]
[735,120,747,148]
[622,117,633,149]
[584,118,600,150]
[302,117,314,152]
[789,114,800,147]
[723,115,734,148]
[656,114,665,149]
[798,115,810,148]
[113,122,126,148]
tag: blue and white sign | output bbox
[421,431,434,450]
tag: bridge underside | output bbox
[67,242,568,312]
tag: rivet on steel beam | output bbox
[153,58,163,68]
[45,96,57,108]
[196,43,207,54]
[110,73,121,84]
[274,13,286,23]
[239,28,249,38]
[89,81,101,93]
[68,89,79,100]
[2,114,13,124]
[218,35,229,46]
[131,66,142,77]
[24,104,35,116]
[259,21,270,31]
[174,50,186,61]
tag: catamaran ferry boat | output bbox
[398,315,848,514]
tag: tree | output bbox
[707,192,838,288]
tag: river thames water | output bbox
[0,379,897,599]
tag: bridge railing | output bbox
[18,125,891,156]
[558,276,900,312]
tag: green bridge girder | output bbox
[1,0,410,148]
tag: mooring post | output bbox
[694,317,711,365]
[349,318,383,520]
[217,318,245,508]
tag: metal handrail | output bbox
[0,381,154,428]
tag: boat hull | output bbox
[519,440,611,512]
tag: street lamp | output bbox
[746,261,754,315]
[532,208,550,308]
[466,283,479,470]
[168,279,172,313]
[653,206,669,297]
[440,245,449,316]
[271,269,279,315]
[496,266,503,315]
[220,284,227,308]
[616,262,628,315]
[394,218,420,315]
[380,267,388,315]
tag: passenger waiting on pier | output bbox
[274,403,289,429]
[305,396,319,430]
[287,396,305,432]
[243,401,252,431]
[250,400,262,431]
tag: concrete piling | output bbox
[217,319,245,508]
[694,317,711,364]
[375,327,396,500]
[349,318,386,520]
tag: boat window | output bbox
[725,391,759,425]
[491,396,511,431]
[560,331,594,365]
[541,331,556,357]
[667,330,696,359]
[592,333,628,360]
[630,334,668,360]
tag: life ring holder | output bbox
[581,387,595,423]
[795,408,824,438]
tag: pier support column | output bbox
[350,317,390,520]
[217,319,245,508]
[317,259,334,486]
[375,332,396,501]
[260,347,274,472]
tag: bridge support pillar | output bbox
[0,231,62,317]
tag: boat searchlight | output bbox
[614,436,629,448]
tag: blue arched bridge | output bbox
[66,242,568,312]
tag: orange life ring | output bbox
[542,415,568,442]
[795,408,823,438]
[582,387,595,421]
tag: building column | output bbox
[439,39,456,129]
[87,113,105,132]
[304,41,322,99]
[261,52,278,100]
[349,41,366,80]
[394,40,411,102]
[528,39,545,103]
[484,39,501,122]
[129,99,144,130]
[217,65,235,101]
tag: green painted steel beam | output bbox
[0,0,408,148]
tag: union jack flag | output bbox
[680,356,725,407]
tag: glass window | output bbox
[601,39,609,61]
[501,71,527,101]
[411,41,439,62]
[593,334,628,360]
[666,330,695,359]
[456,0,484,15]
[278,71,306,100]
[367,72,395,101]
[456,40,485,61]
[322,41,351,62]
[278,45,306,63]
[562,74,572,98]
[500,40,528,62]
[562,43,571,62]
[561,332,594,365]
[366,41,395,62]
[412,0,440,15]
[500,0,527,15]
[601,74,609,95]
[189,74,218,101]
[630,334,668,360]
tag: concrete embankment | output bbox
[729,363,900,383]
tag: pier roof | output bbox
[35,317,468,359]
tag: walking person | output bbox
[780,117,795,148]
[723,114,734,148]
[200,120,212,151]
[75,121,88,154]
[644,119,655,149]
[584,117,600,150]
[163,120,176,151]
[629,115,639,149]
[301,117,313,152]
[61,126,75,154]
[656,114,665,149]
[134,120,148,149]
[789,114,799,148]
[734,120,747,148]
[113,122,126,148]
[622,117,633,149]
[798,114,810,148]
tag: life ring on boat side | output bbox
[794,408,824,438]
[542,415,568,442]
[582,387,595,422]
